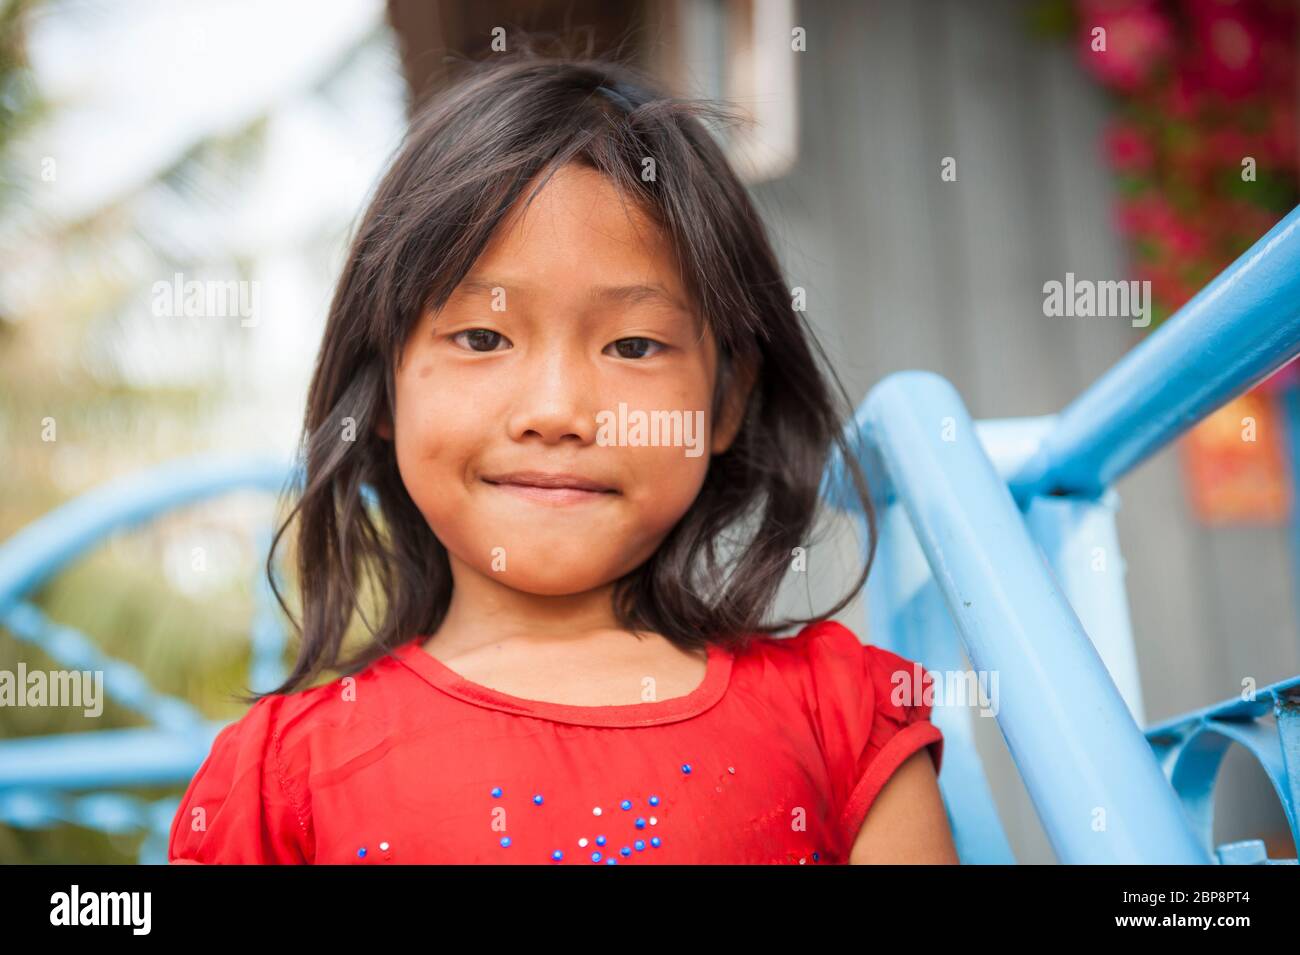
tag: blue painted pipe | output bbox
[863,371,1210,863]
[0,454,297,618]
[1011,204,1300,500]
[0,726,226,790]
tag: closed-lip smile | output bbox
[481,470,619,504]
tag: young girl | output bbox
[168,52,955,866]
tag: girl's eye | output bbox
[606,337,664,360]
[452,328,510,352]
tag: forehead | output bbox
[464,164,688,302]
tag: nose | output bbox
[504,343,598,445]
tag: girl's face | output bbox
[380,163,749,597]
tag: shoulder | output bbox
[254,645,423,758]
[739,621,945,856]
[167,646,415,864]
[167,689,317,863]
[732,619,942,768]
[732,619,922,705]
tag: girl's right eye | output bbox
[451,328,511,352]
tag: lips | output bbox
[481,470,619,505]
[482,471,616,492]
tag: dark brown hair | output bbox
[246,49,877,701]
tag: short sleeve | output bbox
[796,620,944,854]
[168,694,314,864]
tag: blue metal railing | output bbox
[1147,674,1300,862]
[0,454,295,622]
[0,456,296,863]
[825,204,1300,863]
[859,372,1210,863]
[1009,208,1300,501]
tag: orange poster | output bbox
[1179,383,1292,525]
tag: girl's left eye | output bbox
[605,337,665,360]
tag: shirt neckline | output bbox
[392,635,734,727]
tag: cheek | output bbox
[618,443,712,536]
[391,377,476,513]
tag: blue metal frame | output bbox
[824,204,1300,864]
[0,454,296,621]
[1009,207,1300,501]
[1147,675,1300,863]
[841,373,1209,863]
[0,456,297,863]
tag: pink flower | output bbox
[1077,0,1175,92]
[1192,7,1263,99]
[1079,0,1296,334]
[1204,127,1254,170]
[1104,122,1157,171]
[1264,100,1298,169]
[1158,70,1203,119]
[1115,193,1179,236]
[1161,216,1208,259]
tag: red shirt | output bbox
[167,619,943,864]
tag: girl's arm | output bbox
[848,748,959,864]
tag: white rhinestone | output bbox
[649,816,657,826]
[592,807,602,816]
[379,841,390,851]
[728,766,735,774]
[578,837,588,848]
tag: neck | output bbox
[429,552,629,656]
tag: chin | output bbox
[493,568,613,597]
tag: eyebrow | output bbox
[452,277,689,313]
[589,283,689,312]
